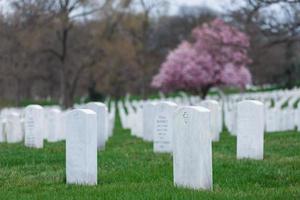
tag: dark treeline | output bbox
[0,0,300,107]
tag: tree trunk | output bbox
[59,67,67,108]
[200,86,211,99]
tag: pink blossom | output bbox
[151,18,252,95]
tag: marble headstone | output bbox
[200,100,221,141]
[24,105,44,148]
[0,118,5,142]
[153,102,177,153]
[66,109,97,185]
[6,112,23,143]
[237,100,264,160]
[173,106,212,190]
[85,102,108,150]
[142,102,157,141]
[47,109,62,142]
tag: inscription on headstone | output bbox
[24,105,44,148]
[153,102,177,153]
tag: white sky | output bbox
[171,0,236,13]
[0,0,233,14]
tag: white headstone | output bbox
[60,111,67,141]
[173,106,212,190]
[6,113,23,143]
[153,102,177,153]
[24,105,44,148]
[296,108,300,131]
[85,102,108,150]
[46,109,62,142]
[0,118,5,142]
[142,102,157,141]
[237,100,264,160]
[108,107,115,138]
[118,102,128,129]
[200,100,221,141]
[135,107,143,138]
[66,109,97,185]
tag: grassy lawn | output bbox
[0,117,300,199]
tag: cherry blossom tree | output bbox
[151,19,252,98]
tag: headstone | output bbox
[153,102,177,153]
[129,105,139,137]
[0,118,5,142]
[136,107,143,138]
[6,112,23,143]
[46,109,62,142]
[142,102,157,141]
[108,107,115,138]
[85,102,108,150]
[118,102,128,129]
[200,100,221,141]
[66,109,97,185]
[237,100,264,160]
[24,105,44,148]
[173,106,212,190]
[132,105,143,138]
[126,102,137,136]
[60,111,67,141]
[217,104,223,133]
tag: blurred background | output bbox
[0,0,299,107]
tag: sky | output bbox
[0,0,234,14]
[171,0,237,13]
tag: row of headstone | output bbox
[0,101,114,186]
[224,91,300,133]
[0,98,266,189]
[0,101,115,149]
[118,98,265,190]
[120,87,300,138]
[119,99,223,145]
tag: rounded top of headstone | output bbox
[176,106,210,114]
[7,112,20,117]
[201,100,219,105]
[87,102,106,107]
[67,109,96,116]
[48,108,61,113]
[157,101,177,107]
[238,100,264,106]
[25,105,43,110]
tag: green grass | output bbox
[0,117,300,200]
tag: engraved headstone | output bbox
[153,102,177,153]
[66,109,97,185]
[85,102,108,150]
[200,100,221,141]
[6,112,23,143]
[173,106,212,190]
[24,105,44,148]
[237,100,264,160]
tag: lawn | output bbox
[0,116,300,199]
